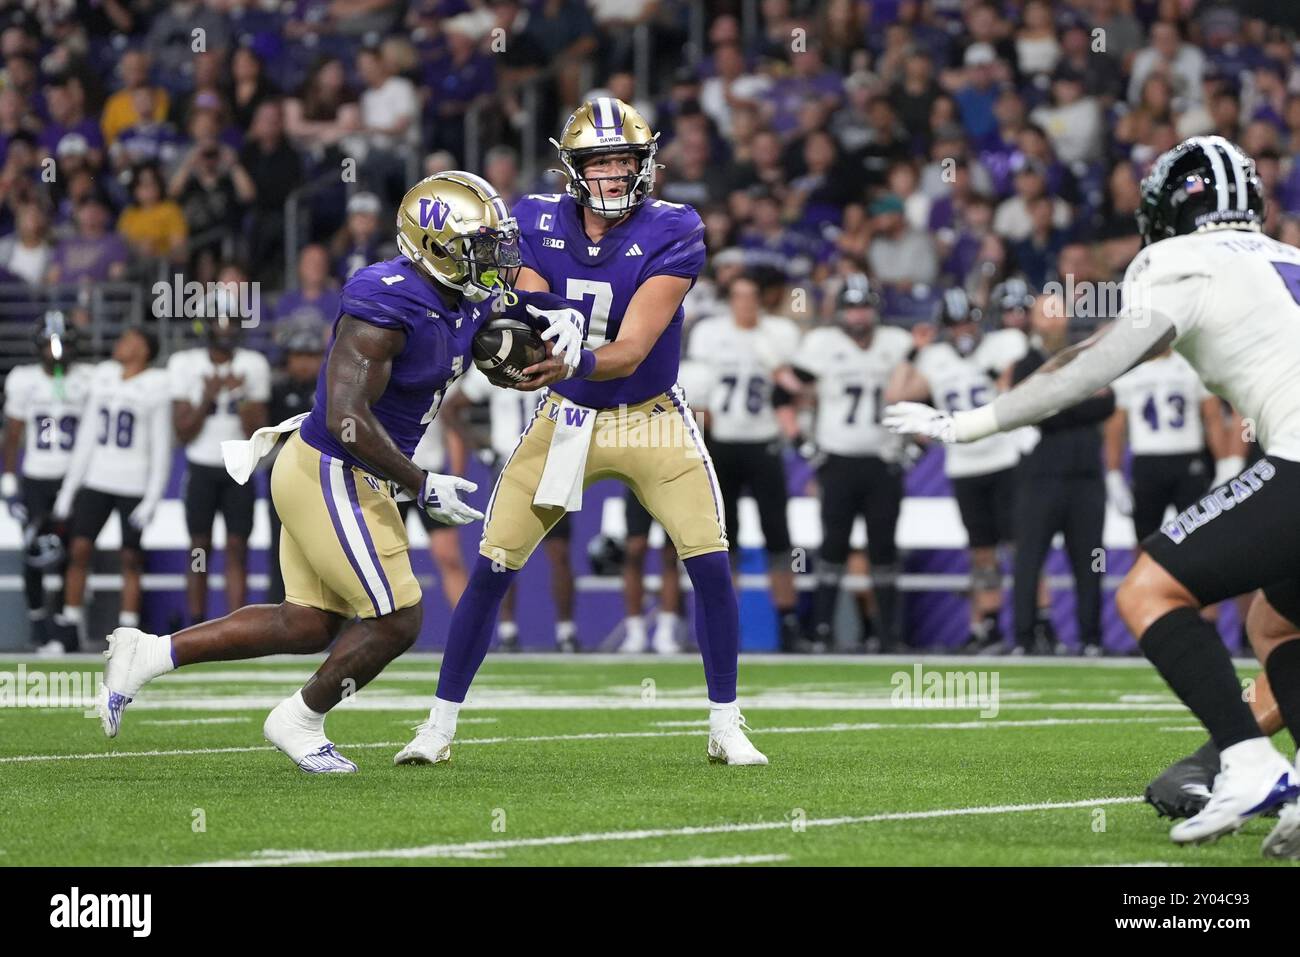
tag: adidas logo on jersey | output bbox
[625,244,643,257]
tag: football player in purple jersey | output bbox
[92,171,586,773]
[398,98,768,767]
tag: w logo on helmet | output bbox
[419,197,450,230]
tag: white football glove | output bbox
[419,472,484,526]
[527,304,584,369]
[128,499,157,531]
[1104,469,1134,517]
[1213,454,1245,489]
[882,402,956,444]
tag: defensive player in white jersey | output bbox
[52,327,171,649]
[1104,349,1232,543]
[889,287,1028,653]
[2,315,93,652]
[689,275,805,652]
[443,365,579,652]
[167,315,271,625]
[778,275,912,652]
[885,136,1300,851]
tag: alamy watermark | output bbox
[0,665,103,708]
[890,663,1000,718]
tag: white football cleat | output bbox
[651,624,678,655]
[96,627,168,738]
[34,639,67,658]
[394,719,454,765]
[618,622,648,653]
[1169,741,1299,844]
[263,696,357,774]
[1262,799,1300,858]
[707,706,768,766]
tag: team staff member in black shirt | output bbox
[1009,293,1115,656]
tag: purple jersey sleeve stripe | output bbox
[319,454,383,617]
[342,466,396,613]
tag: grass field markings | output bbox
[17,691,1194,712]
[137,717,253,727]
[187,796,1147,867]
[1084,861,1185,867]
[633,854,790,867]
[1156,726,1205,732]
[651,720,711,727]
[390,717,498,725]
[0,715,1183,764]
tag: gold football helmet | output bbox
[395,171,520,302]
[550,96,659,219]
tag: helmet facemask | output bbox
[553,141,659,219]
[404,217,521,303]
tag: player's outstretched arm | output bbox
[324,315,426,497]
[885,312,1176,444]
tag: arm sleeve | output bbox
[141,395,172,507]
[986,310,1178,434]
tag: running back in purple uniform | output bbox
[299,255,484,474]
[513,192,707,409]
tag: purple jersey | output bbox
[298,256,480,475]
[514,193,706,408]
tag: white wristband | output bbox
[0,472,17,499]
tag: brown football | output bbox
[471,317,548,387]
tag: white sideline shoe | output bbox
[618,625,648,653]
[96,627,168,738]
[394,718,454,765]
[1170,740,1299,844]
[707,705,768,766]
[263,696,357,774]
[651,622,679,655]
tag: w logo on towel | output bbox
[563,407,591,427]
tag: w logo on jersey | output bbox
[563,407,591,427]
[419,198,450,230]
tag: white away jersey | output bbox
[3,362,94,480]
[916,328,1029,477]
[167,347,272,467]
[1111,351,1208,456]
[458,367,545,459]
[792,325,911,459]
[687,314,801,443]
[79,361,172,497]
[1122,231,1300,461]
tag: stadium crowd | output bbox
[3,0,1300,655]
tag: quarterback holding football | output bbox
[397,98,767,767]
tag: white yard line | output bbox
[190,796,1145,866]
[0,715,1177,764]
[137,717,253,727]
[634,854,790,867]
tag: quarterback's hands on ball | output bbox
[882,401,956,443]
[527,304,584,369]
[128,499,157,531]
[419,471,484,526]
[1213,454,1245,489]
[1104,469,1134,517]
[516,347,571,391]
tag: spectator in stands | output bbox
[273,244,340,332]
[168,110,255,280]
[1031,65,1103,165]
[283,57,360,164]
[239,99,304,282]
[993,160,1070,243]
[331,191,386,280]
[701,43,769,139]
[482,145,521,208]
[100,50,169,146]
[867,193,938,289]
[46,197,129,284]
[1013,0,1060,80]
[171,52,235,141]
[1010,194,1066,290]
[117,163,187,263]
[950,42,1003,148]
[356,45,418,201]
[423,16,496,163]
[890,52,940,153]
[144,0,231,88]
[520,0,599,109]
[39,76,104,170]
[0,203,52,286]
[1128,20,1205,107]
[230,47,279,133]
[110,86,185,173]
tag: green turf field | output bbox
[0,653,1291,866]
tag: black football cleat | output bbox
[1145,740,1219,819]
